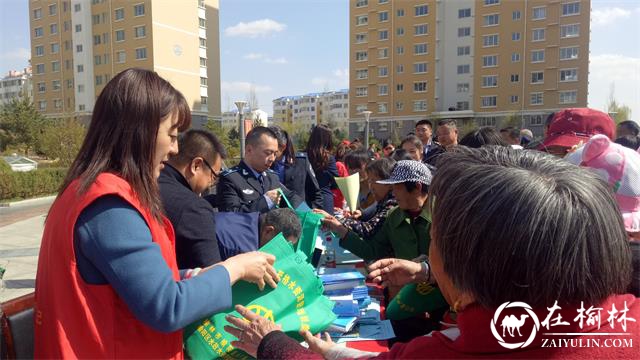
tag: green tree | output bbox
[39,118,86,166]
[0,98,46,154]
[607,83,633,124]
[205,118,240,163]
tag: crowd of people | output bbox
[34,69,639,358]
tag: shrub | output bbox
[0,167,67,201]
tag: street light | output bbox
[235,101,247,159]
[362,110,372,147]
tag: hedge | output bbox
[0,167,68,201]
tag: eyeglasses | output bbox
[200,157,220,180]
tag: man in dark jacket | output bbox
[216,127,302,213]
[158,129,225,269]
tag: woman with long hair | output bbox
[306,124,339,213]
[35,69,278,358]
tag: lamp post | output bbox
[362,110,372,147]
[235,101,247,159]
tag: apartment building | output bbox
[349,0,589,140]
[28,0,221,128]
[0,68,33,106]
[272,89,349,132]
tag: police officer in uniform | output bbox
[217,127,302,213]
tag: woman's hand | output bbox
[220,252,279,290]
[224,305,282,358]
[301,330,337,357]
[367,258,424,288]
[312,209,349,238]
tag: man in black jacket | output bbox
[158,129,225,269]
[217,127,301,213]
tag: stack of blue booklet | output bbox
[318,269,373,334]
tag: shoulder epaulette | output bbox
[220,167,238,177]
[295,152,307,158]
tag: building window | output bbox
[378,103,388,113]
[66,79,73,89]
[79,104,85,111]
[38,101,47,111]
[133,47,147,60]
[51,61,60,72]
[93,35,101,45]
[201,96,208,105]
[355,33,367,43]
[356,69,368,79]
[379,0,389,4]
[510,95,519,104]
[396,27,404,36]
[200,77,208,86]
[559,90,577,104]
[562,2,580,16]
[355,0,368,7]
[483,14,499,26]
[378,84,388,96]
[115,8,124,21]
[356,51,368,61]
[33,8,42,19]
[484,0,500,5]
[77,84,85,93]
[64,21,70,31]
[512,32,521,41]
[457,83,469,92]
[396,46,404,55]
[379,11,389,22]
[200,57,207,67]
[35,64,45,74]
[413,82,427,92]
[396,84,404,92]
[483,34,499,47]
[396,64,404,73]
[378,48,388,58]
[378,66,388,77]
[199,37,207,48]
[95,75,103,86]
[37,82,46,92]
[458,27,471,37]
[115,29,125,42]
[199,18,206,28]
[482,55,498,67]
[94,55,101,65]
[414,24,428,35]
[356,15,368,26]
[35,45,44,57]
[457,64,470,74]
[459,8,471,18]
[51,43,59,54]
[50,23,58,35]
[413,62,427,73]
[414,43,427,55]
[559,68,578,82]
[560,24,579,38]
[532,28,545,41]
[415,5,428,16]
[531,71,544,84]
[74,3,81,12]
[481,96,497,108]
[457,46,470,56]
[478,117,497,126]
[457,101,470,110]
[75,24,81,32]
[397,9,404,17]
[378,30,388,40]
[560,46,579,60]
[116,51,126,63]
[134,26,146,38]
[356,87,368,97]
[396,101,404,111]
[531,50,545,63]
[532,7,546,20]
[511,74,520,82]
[77,64,84,73]
[513,10,521,20]
[481,75,498,88]
[413,100,427,112]
[134,3,145,16]
[512,53,521,62]
[35,27,43,37]
[530,92,544,105]
[49,3,58,16]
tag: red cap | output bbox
[341,140,351,145]
[539,108,615,150]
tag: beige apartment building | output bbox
[29,0,221,128]
[349,0,589,140]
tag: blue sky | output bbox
[1,0,638,118]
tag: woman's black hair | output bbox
[459,127,509,148]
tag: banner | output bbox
[184,234,336,359]
[334,173,360,212]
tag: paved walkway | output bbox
[0,197,53,302]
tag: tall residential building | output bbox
[0,68,33,106]
[28,0,221,128]
[349,0,590,140]
[272,89,349,132]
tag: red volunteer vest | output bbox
[34,173,183,359]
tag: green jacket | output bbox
[340,206,431,262]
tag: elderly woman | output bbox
[224,147,638,359]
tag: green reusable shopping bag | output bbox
[278,189,323,263]
[386,282,448,321]
[184,234,336,360]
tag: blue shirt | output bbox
[214,212,260,260]
[74,195,232,332]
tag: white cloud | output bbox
[591,7,631,27]
[588,54,640,119]
[0,47,30,61]
[265,57,288,64]
[310,68,349,90]
[243,53,264,60]
[311,77,329,86]
[243,53,288,64]
[224,19,286,38]
[221,81,273,93]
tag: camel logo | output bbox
[246,304,275,323]
[490,302,540,349]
